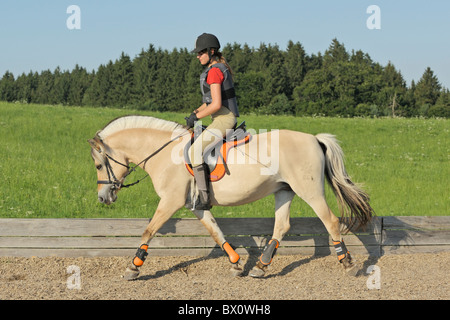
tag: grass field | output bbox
[0,102,448,219]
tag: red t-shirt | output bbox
[207,67,224,85]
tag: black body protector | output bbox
[200,63,239,117]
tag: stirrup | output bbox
[193,196,212,210]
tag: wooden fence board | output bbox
[0,217,447,258]
[0,217,382,237]
[381,216,450,255]
[382,216,450,231]
[0,234,379,250]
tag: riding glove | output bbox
[185,112,198,128]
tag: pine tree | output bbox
[378,62,408,116]
[235,71,267,113]
[324,38,349,66]
[249,43,270,72]
[68,64,90,106]
[14,72,36,103]
[222,42,252,74]
[0,71,17,102]
[34,70,54,104]
[90,62,114,107]
[429,88,450,117]
[414,67,442,107]
[133,44,159,109]
[264,44,288,99]
[184,54,203,111]
[109,53,134,107]
[52,67,71,105]
[284,41,306,97]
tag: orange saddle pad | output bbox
[184,122,251,182]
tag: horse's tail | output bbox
[315,133,375,230]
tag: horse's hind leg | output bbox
[286,153,358,275]
[307,197,358,276]
[193,209,243,276]
[250,188,295,278]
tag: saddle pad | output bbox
[184,132,251,182]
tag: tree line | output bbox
[0,39,448,117]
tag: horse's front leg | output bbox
[250,189,295,278]
[193,209,243,276]
[124,198,183,280]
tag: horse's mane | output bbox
[97,115,187,139]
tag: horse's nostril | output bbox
[98,196,104,203]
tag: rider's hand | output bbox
[185,112,198,128]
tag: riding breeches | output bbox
[189,106,237,167]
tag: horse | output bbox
[88,115,374,280]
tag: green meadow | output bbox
[0,102,448,219]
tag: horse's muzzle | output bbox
[98,185,118,205]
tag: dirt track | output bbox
[1,252,449,300]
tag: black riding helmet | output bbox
[193,33,220,66]
[192,33,221,53]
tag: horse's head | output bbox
[88,136,129,205]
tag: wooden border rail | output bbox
[0,217,449,258]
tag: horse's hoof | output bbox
[249,266,266,278]
[230,262,244,277]
[345,263,359,277]
[341,255,359,277]
[124,267,140,281]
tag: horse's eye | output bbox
[96,164,103,170]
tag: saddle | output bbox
[184,122,251,182]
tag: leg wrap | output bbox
[259,239,279,266]
[132,244,148,267]
[333,239,349,262]
[222,242,240,264]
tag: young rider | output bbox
[185,33,240,210]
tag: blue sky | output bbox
[1,0,449,88]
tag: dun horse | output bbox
[88,115,374,280]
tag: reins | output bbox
[97,130,189,189]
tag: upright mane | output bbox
[97,115,187,140]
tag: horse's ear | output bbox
[88,138,102,153]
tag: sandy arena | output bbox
[1,251,449,300]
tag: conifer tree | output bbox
[0,71,17,102]
[414,67,442,107]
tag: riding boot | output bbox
[192,163,212,210]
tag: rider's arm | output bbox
[195,83,222,119]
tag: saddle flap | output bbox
[184,122,251,181]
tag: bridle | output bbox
[97,153,142,189]
[96,131,189,190]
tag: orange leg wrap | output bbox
[333,240,349,262]
[132,244,148,267]
[222,242,240,264]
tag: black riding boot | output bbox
[192,163,212,210]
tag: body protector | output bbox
[200,63,239,117]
